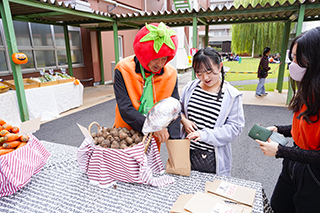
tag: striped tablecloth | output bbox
[0,141,270,213]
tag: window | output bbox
[0,19,83,75]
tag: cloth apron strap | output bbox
[138,63,155,116]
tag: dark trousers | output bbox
[271,158,320,213]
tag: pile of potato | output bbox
[91,127,144,149]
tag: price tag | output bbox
[216,182,238,197]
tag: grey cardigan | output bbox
[180,79,245,176]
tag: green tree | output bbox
[231,0,294,56]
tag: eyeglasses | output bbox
[195,69,219,76]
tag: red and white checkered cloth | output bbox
[77,136,174,187]
[0,134,51,197]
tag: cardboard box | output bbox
[173,192,251,213]
[3,78,39,90]
[170,194,193,213]
[205,180,256,207]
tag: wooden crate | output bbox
[38,80,59,87]
[58,77,75,84]
[3,78,40,90]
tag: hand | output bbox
[153,128,169,143]
[255,138,279,157]
[266,126,278,132]
[181,117,197,134]
[186,131,201,142]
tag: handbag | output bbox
[190,149,216,173]
[259,65,267,76]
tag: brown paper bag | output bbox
[165,139,191,176]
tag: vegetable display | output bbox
[91,126,144,150]
[0,119,29,156]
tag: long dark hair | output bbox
[192,47,225,100]
[288,27,320,123]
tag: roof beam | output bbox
[197,17,207,25]
[9,0,114,22]
[14,11,65,19]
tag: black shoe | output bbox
[261,93,268,97]
[255,94,262,98]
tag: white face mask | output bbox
[289,61,307,81]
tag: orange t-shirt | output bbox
[291,105,320,150]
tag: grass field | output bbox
[223,58,289,91]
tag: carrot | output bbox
[20,135,29,142]
[2,124,12,131]
[3,141,21,149]
[0,149,14,156]
[4,133,20,142]
[0,119,6,126]
[0,129,9,137]
[16,142,27,149]
[11,126,19,133]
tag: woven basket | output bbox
[0,83,10,94]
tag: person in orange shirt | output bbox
[113,22,180,151]
[255,27,320,212]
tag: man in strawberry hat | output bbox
[113,22,180,151]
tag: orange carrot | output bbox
[20,135,29,142]
[0,149,14,156]
[3,141,21,149]
[2,124,12,131]
[0,119,6,126]
[4,133,20,142]
[0,129,9,137]
[16,142,27,149]
[11,126,19,133]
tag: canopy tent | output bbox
[1,0,320,121]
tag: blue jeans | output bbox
[256,78,266,95]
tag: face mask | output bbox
[289,61,307,81]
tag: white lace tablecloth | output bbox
[0,82,83,126]
[0,141,266,213]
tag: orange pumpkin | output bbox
[12,52,28,64]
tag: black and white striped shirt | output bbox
[187,84,224,152]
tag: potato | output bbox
[111,141,120,149]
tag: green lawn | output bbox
[223,58,289,91]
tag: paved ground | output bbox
[34,71,294,200]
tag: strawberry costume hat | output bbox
[133,22,178,72]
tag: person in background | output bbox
[180,47,245,176]
[255,27,320,212]
[255,47,271,97]
[113,22,180,152]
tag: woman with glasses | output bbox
[180,47,245,176]
[255,27,320,212]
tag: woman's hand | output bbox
[255,138,279,157]
[181,115,197,134]
[186,131,201,142]
[153,128,169,143]
[266,126,278,132]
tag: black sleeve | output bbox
[275,125,292,137]
[276,145,320,166]
[167,78,181,139]
[113,69,145,133]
